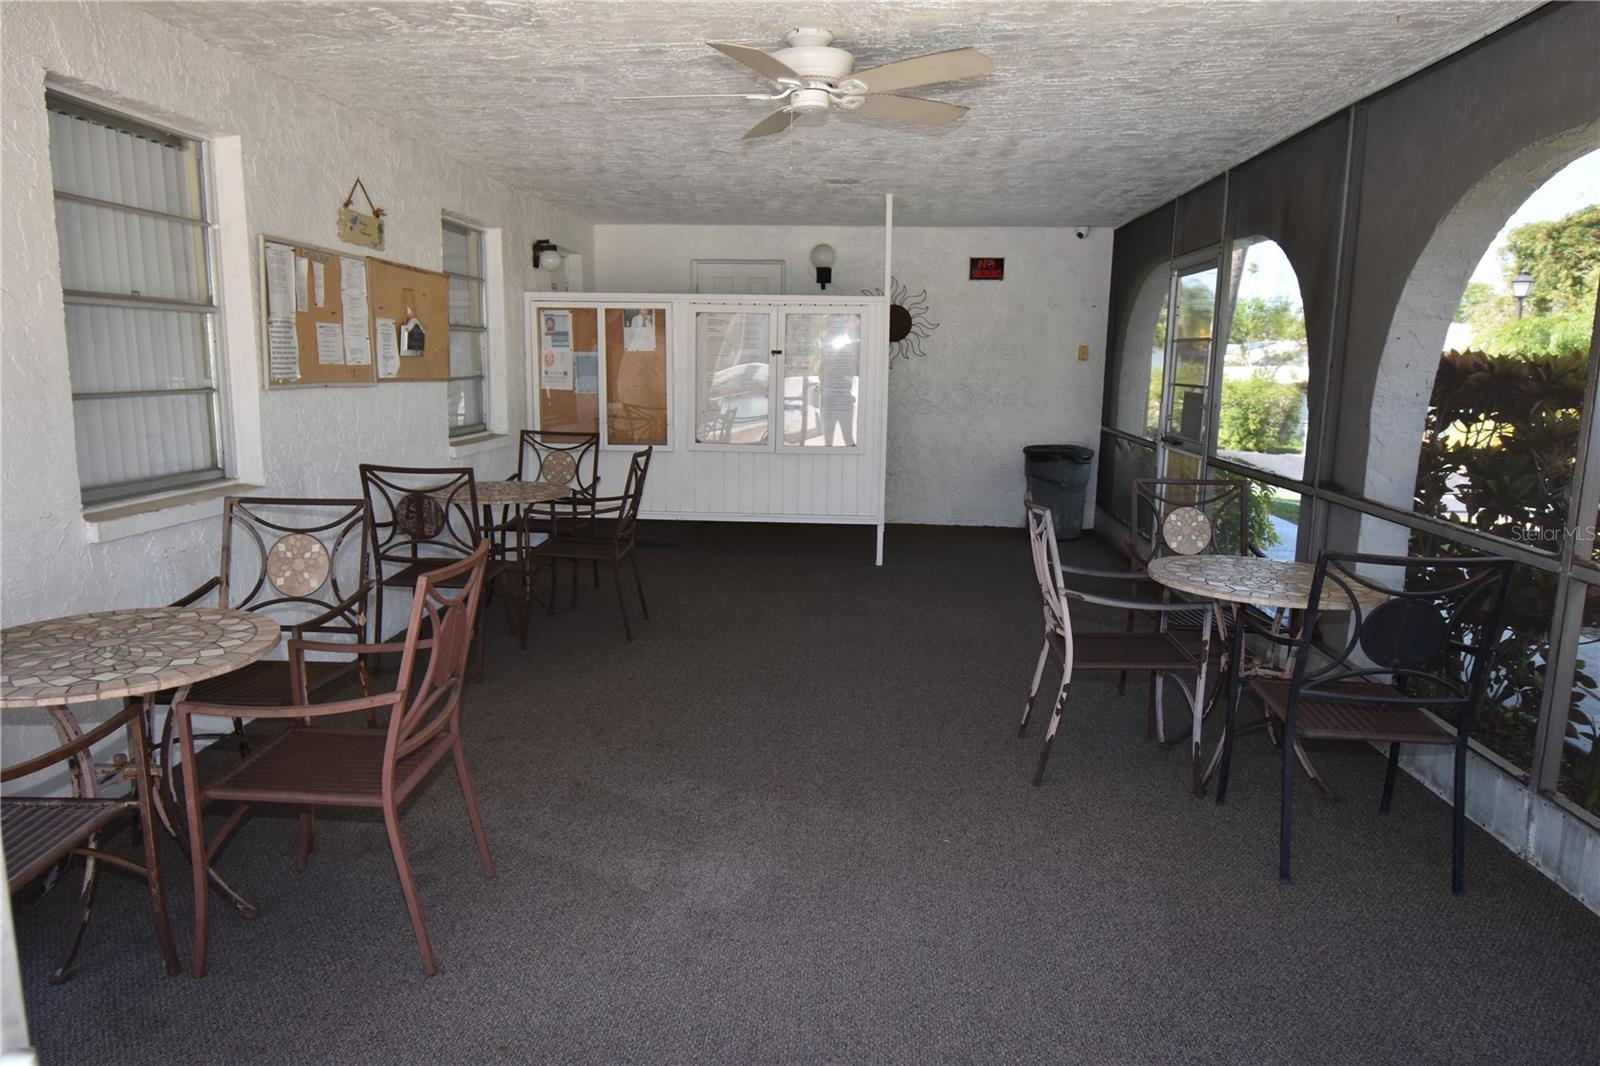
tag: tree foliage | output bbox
[1228,296,1307,345]
[1412,347,1599,809]
[1500,204,1600,317]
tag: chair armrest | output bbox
[1059,562,1154,582]
[171,576,221,607]
[286,581,372,639]
[288,636,431,658]
[174,690,402,723]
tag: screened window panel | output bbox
[448,328,485,378]
[447,378,485,433]
[46,107,202,218]
[73,392,218,495]
[49,94,222,502]
[441,224,481,276]
[448,275,485,328]
[64,305,213,394]
[55,199,210,303]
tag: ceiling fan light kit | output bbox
[621,27,993,141]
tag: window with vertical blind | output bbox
[442,220,487,435]
[47,93,225,504]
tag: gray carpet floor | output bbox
[14,522,1600,1064]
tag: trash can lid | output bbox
[1023,444,1094,462]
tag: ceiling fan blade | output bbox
[742,107,794,140]
[847,47,993,94]
[708,41,804,86]
[615,92,786,101]
[853,94,969,126]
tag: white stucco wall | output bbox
[593,224,1112,527]
[0,2,591,771]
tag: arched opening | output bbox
[1366,126,1599,796]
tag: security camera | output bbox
[1074,226,1090,239]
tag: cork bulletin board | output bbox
[534,305,600,434]
[259,236,376,387]
[366,257,450,383]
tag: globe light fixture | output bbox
[810,243,836,289]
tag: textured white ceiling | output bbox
[137,1,1538,226]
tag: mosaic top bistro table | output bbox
[1146,554,1388,799]
[1,606,278,977]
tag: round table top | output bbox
[439,480,569,506]
[1147,554,1388,611]
[1,607,280,708]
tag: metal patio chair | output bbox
[1216,550,1512,893]
[526,446,653,640]
[1019,497,1214,789]
[174,542,494,976]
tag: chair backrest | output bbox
[359,464,482,570]
[1129,477,1251,564]
[612,446,653,547]
[1024,497,1073,666]
[1285,551,1514,736]
[517,430,598,495]
[217,496,372,639]
[385,541,490,771]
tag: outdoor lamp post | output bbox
[1511,271,1534,318]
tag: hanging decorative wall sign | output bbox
[863,276,939,367]
[337,177,385,250]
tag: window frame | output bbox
[442,217,489,438]
[48,92,228,505]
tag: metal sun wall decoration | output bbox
[862,276,939,366]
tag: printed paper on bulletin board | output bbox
[259,236,376,387]
[366,257,450,383]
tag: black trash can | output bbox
[1023,444,1094,539]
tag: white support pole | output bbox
[876,193,893,567]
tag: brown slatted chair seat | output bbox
[2,796,128,891]
[1252,680,1453,745]
[203,728,453,807]
[181,658,356,708]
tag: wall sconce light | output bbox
[810,243,835,290]
[532,238,564,273]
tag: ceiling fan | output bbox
[619,28,993,140]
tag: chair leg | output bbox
[1215,614,1246,805]
[1452,743,1468,895]
[297,807,315,872]
[592,559,601,588]
[630,553,648,619]
[1018,640,1050,738]
[1031,674,1071,787]
[1380,743,1400,814]
[382,805,438,976]
[1279,720,1295,884]
[179,719,211,978]
[231,717,250,758]
[612,560,633,641]
[451,741,496,878]
[48,851,98,984]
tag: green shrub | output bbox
[1216,375,1306,454]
